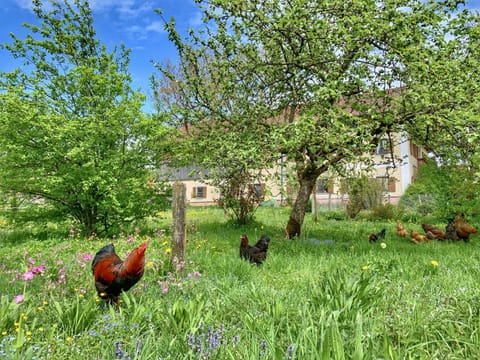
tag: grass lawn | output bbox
[1,206,480,359]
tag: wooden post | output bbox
[172,181,186,265]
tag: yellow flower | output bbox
[26,331,32,336]
[362,265,369,271]
[37,307,44,312]
[78,294,84,298]
[38,327,44,332]
[162,241,169,246]
[431,260,439,267]
[43,301,48,305]
[100,292,106,297]
[146,261,154,268]
[1,331,7,336]
[66,336,72,342]
[165,248,171,255]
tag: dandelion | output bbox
[362,265,369,271]
[146,261,154,268]
[431,260,439,267]
[13,294,24,304]
[380,242,387,249]
[165,248,172,255]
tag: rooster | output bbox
[453,213,477,242]
[396,221,409,237]
[369,228,386,243]
[92,242,148,304]
[240,234,270,265]
[410,231,429,244]
[422,224,446,240]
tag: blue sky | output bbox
[1,1,479,113]
[1,0,202,111]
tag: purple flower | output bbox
[31,265,45,274]
[14,294,24,304]
[22,271,34,281]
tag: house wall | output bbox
[168,136,427,208]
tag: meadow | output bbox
[1,206,480,359]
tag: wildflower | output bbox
[31,265,45,274]
[38,327,44,332]
[66,337,72,342]
[26,331,32,336]
[146,261,154,268]
[14,294,24,304]
[22,271,34,281]
[1,331,6,335]
[431,260,439,267]
[286,345,295,359]
[380,242,387,249]
[165,248,172,255]
[37,307,44,311]
[362,265,369,271]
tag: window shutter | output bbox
[192,187,197,198]
[388,177,396,192]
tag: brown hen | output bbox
[422,224,446,240]
[453,213,477,242]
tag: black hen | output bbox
[240,234,270,265]
[369,228,386,243]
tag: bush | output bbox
[340,175,386,219]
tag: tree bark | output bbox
[285,163,321,239]
[172,181,187,264]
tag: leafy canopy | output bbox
[0,0,170,235]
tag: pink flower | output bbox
[31,265,45,274]
[22,271,34,281]
[14,294,24,304]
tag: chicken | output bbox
[396,221,409,237]
[410,231,429,244]
[240,234,270,265]
[92,242,148,304]
[445,217,460,241]
[453,213,477,242]
[369,228,386,243]
[421,224,446,240]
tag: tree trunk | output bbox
[285,167,320,239]
[172,181,187,265]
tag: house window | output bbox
[192,186,207,199]
[317,179,333,194]
[376,139,389,155]
[376,176,396,192]
[249,183,265,201]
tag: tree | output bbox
[0,0,170,235]
[156,0,479,238]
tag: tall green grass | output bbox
[0,206,479,359]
